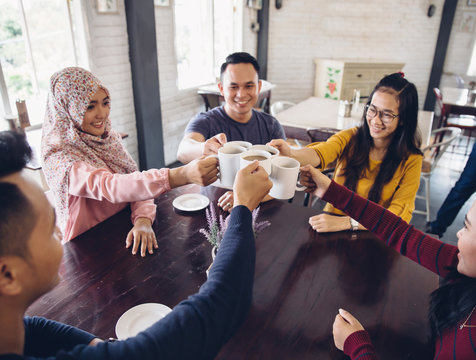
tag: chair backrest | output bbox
[270,101,296,116]
[306,127,340,143]
[454,74,465,89]
[433,88,443,113]
[421,127,461,174]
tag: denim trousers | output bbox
[430,141,476,235]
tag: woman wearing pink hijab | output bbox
[41,67,218,256]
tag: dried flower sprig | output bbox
[199,204,271,249]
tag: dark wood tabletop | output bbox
[26,184,437,359]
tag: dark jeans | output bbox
[430,141,476,235]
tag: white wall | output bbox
[154,4,258,165]
[443,1,476,87]
[82,0,472,166]
[266,0,446,109]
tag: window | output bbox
[174,0,242,90]
[0,0,88,130]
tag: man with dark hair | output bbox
[177,52,285,165]
[0,130,272,359]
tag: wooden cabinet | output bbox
[313,59,405,101]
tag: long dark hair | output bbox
[429,268,476,338]
[341,73,422,203]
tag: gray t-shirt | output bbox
[185,106,286,144]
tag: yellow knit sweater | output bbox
[307,127,422,222]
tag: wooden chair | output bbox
[413,127,462,222]
[434,87,476,156]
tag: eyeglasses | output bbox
[365,104,399,124]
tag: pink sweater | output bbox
[322,180,476,359]
[63,161,171,243]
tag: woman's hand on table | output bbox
[267,139,292,156]
[126,217,158,257]
[233,161,272,212]
[218,190,234,212]
[309,214,350,233]
[333,308,365,351]
[299,165,331,198]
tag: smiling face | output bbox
[456,200,476,278]
[81,88,110,137]
[218,63,262,123]
[366,90,400,144]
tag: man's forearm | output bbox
[177,139,204,164]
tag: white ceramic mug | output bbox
[239,149,272,175]
[250,144,280,158]
[269,156,305,199]
[211,145,247,188]
[225,141,252,151]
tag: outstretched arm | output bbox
[65,162,273,360]
[177,132,227,164]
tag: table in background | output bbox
[197,80,275,114]
[27,185,437,359]
[276,97,434,147]
[441,87,476,124]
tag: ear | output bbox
[258,79,262,93]
[217,82,224,96]
[0,257,23,296]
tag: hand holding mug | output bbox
[203,133,227,156]
[267,139,292,156]
[184,156,219,186]
[233,161,272,212]
[299,165,331,199]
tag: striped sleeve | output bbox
[322,180,459,277]
[343,330,378,360]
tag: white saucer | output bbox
[115,303,172,339]
[172,193,210,211]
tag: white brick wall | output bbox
[266,0,446,109]
[82,0,473,166]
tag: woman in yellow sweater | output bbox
[269,73,422,233]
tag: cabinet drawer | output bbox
[342,69,373,82]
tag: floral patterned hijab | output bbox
[41,67,137,231]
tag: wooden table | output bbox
[198,80,275,114]
[26,185,437,359]
[275,97,434,148]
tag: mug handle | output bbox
[295,172,306,191]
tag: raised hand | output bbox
[184,156,219,186]
[299,164,331,199]
[267,138,291,156]
[233,161,272,212]
[203,133,227,156]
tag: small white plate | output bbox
[172,193,210,211]
[115,303,172,339]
